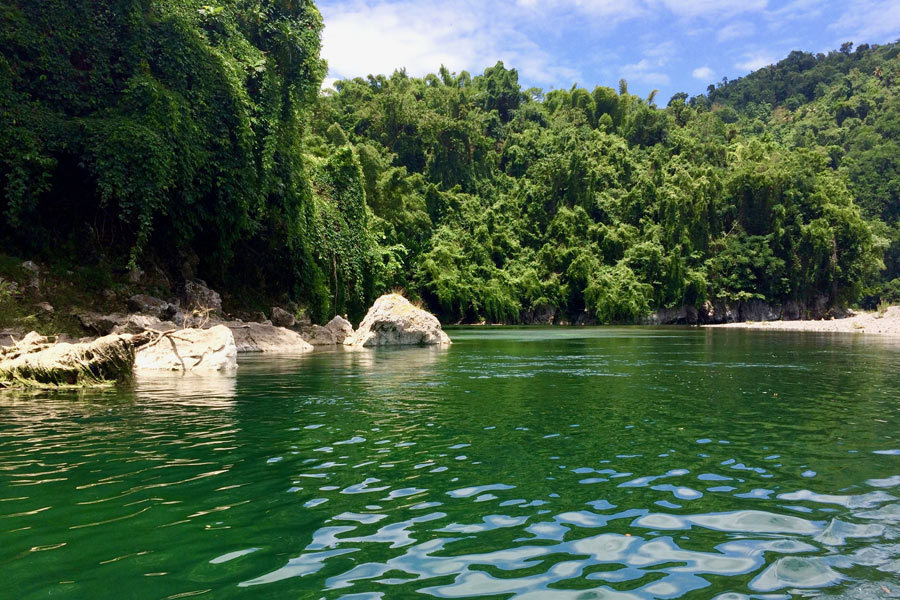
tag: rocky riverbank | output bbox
[1,292,452,388]
[705,306,900,335]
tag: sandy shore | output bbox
[706,306,900,335]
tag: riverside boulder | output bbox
[270,307,296,328]
[0,332,135,388]
[226,322,314,353]
[344,294,451,347]
[304,316,354,346]
[183,279,222,313]
[127,294,177,320]
[134,325,237,372]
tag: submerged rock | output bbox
[226,322,313,353]
[344,294,451,347]
[0,332,135,388]
[134,325,236,372]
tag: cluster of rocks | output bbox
[71,290,452,351]
[1,292,452,388]
[76,280,223,336]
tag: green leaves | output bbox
[2,6,893,321]
[198,5,225,17]
[0,0,331,308]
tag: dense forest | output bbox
[1,0,898,324]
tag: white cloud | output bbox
[319,0,778,90]
[643,40,677,59]
[319,0,579,86]
[617,38,677,88]
[621,59,671,87]
[716,21,755,42]
[735,53,776,72]
[829,0,900,43]
[514,0,769,21]
[515,0,647,20]
[692,66,715,80]
[766,0,824,21]
[655,0,767,19]
[316,0,866,101]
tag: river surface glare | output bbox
[3,327,900,599]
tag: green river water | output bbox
[3,327,900,599]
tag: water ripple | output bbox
[3,329,900,598]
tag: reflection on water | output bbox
[2,328,900,599]
[134,371,238,407]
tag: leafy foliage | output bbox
[0,3,894,322]
[311,51,888,322]
[0,0,346,317]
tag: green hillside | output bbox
[0,1,896,326]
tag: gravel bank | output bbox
[705,306,900,334]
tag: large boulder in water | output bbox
[325,315,354,344]
[225,322,313,353]
[344,294,451,347]
[134,325,237,372]
[0,332,135,388]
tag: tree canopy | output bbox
[0,2,895,322]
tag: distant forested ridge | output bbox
[308,42,897,322]
[1,1,897,323]
[707,41,900,303]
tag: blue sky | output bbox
[317,0,900,103]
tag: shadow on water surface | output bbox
[2,328,900,599]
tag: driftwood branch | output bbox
[164,334,187,372]
[132,328,189,372]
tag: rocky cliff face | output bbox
[645,296,849,325]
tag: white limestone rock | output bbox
[344,294,451,348]
[304,315,355,346]
[226,322,313,353]
[134,325,237,372]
